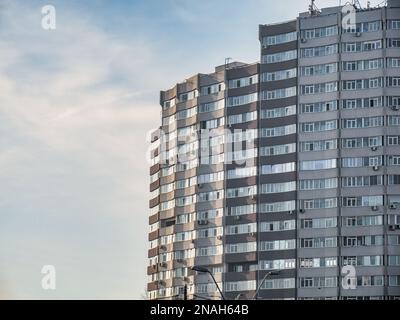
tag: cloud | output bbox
[0,1,161,299]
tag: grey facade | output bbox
[148,0,400,300]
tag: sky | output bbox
[0,0,384,300]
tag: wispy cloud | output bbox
[0,0,161,299]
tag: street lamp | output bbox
[191,266,226,300]
[252,270,281,300]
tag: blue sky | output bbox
[0,0,384,299]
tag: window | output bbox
[300,237,337,248]
[342,176,383,187]
[227,167,257,180]
[228,111,257,125]
[300,257,337,268]
[200,83,224,95]
[227,93,258,107]
[262,124,296,137]
[227,186,257,198]
[342,97,383,109]
[262,50,297,64]
[388,58,400,68]
[262,162,296,175]
[261,143,296,156]
[300,139,337,152]
[261,105,296,118]
[226,242,257,254]
[263,31,297,46]
[198,190,224,202]
[301,82,338,95]
[301,198,337,210]
[198,172,224,184]
[199,100,224,113]
[259,259,296,270]
[263,68,297,82]
[302,25,338,39]
[342,195,383,207]
[179,90,198,102]
[299,277,337,288]
[262,181,296,194]
[301,217,337,229]
[300,159,337,171]
[301,120,337,133]
[344,21,381,33]
[342,156,383,168]
[260,239,296,251]
[225,280,256,292]
[357,276,384,287]
[388,39,400,48]
[262,87,297,100]
[228,75,258,89]
[343,40,382,52]
[261,278,295,290]
[300,178,337,190]
[342,116,383,129]
[388,136,400,146]
[389,20,400,30]
[301,63,337,76]
[388,77,400,87]
[229,204,257,216]
[300,101,337,113]
[301,44,338,58]
[260,201,296,213]
[225,223,256,235]
[342,136,382,149]
[260,220,296,232]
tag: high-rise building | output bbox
[148,0,400,300]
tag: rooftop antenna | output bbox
[352,0,363,9]
[224,57,232,69]
[309,0,320,16]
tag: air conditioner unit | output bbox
[217,235,223,241]
[371,146,378,152]
[289,210,297,215]
[159,245,167,251]
[390,204,398,210]
[301,38,307,43]
[158,280,166,286]
[355,32,362,37]
[159,262,168,268]
[299,209,306,214]
[392,105,400,111]
[251,195,257,201]
[389,225,396,231]
[249,232,256,237]
[373,166,380,171]
[396,225,400,230]
[197,183,204,189]
[371,206,379,211]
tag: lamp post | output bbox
[191,266,226,300]
[252,270,281,300]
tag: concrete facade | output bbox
[148,1,400,300]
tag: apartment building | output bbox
[148,0,400,300]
